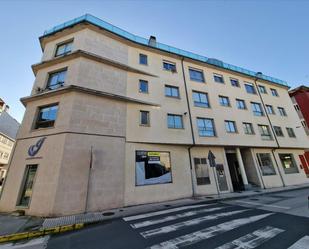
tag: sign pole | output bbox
[212,166,220,196]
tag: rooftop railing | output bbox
[43,14,289,87]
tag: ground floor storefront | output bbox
[0,134,308,217]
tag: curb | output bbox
[0,223,84,244]
[1,184,308,244]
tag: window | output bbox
[139,54,148,65]
[257,153,276,175]
[279,154,299,174]
[139,80,148,93]
[165,85,180,98]
[258,85,267,94]
[213,74,224,83]
[135,151,172,186]
[266,105,275,115]
[236,99,246,110]
[197,118,216,137]
[3,153,9,160]
[258,125,272,140]
[163,61,176,72]
[278,107,287,116]
[55,41,72,57]
[286,127,296,138]
[230,78,240,87]
[194,158,210,185]
[167,114,183,129]
[189,68,205,82]
[35,104,58,129]
[251,102,264,116]
[243,122,254,135]
[193,91,210,108]
[140,111,150,126]
[219,96,230,107]
[225,120,237,133]
[245,83,256,94]
[17,165,38,207]
[271,88,279,96]
[274,126,284,137]
[46,69,67,90]
[294,104,300,111]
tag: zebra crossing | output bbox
[123,203,309,249]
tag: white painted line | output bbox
[148,213,274,249]
[141,209,249,238]
[131,206,227,229]
[215,226,284,249]
[287,236,309,249]
[123,204,214,221]
[235,200,291,210]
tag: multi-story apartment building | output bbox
[289,85,309,176]
[0,102,20,188]
[0,14,308,217]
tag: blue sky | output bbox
[1,0,309,122]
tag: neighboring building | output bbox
[0,102,20,189]
[0,98,10,114]
[0,14,308,217]
[289,85,309,176]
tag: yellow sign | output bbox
[147,152,160,157]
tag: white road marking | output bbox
[234,200,291,210]
[141,209,249,239]
[148,213,273,249]
[0,236,50,249]
[123,204,214,221]
[131,206,227,229]
[215,226,284,249]
[287,236,309,249]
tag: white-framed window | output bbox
[55,40,73,57]
[135,151,172,186]
[251,102,264,116]
[189,68,205,82]
[163,61,176,72]
[258,124,272,140]
[271,88,279,96]
[257,153,276,175]
[225,120,237,133]
[286,127,296,138]
[139,80,148,93]
[197,118,216,137]
[236,99,246,109]
[193,91,210,108]
[139,53,148,65]
[46,69,67,90]
[194,158,210,185]
[167,114,183,129]
[243,122,254,135]
[230,78,240,87]
[258,85,267,94]
[140,110,150,126]
[213,74,224,83]
[273,126,284,137]
[266,105,275,115]
[278,107,287,116]
[165,85,180,98]
[219,95,230,107]
[245,83,256,94]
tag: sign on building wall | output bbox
[28,137,46,157]
[135,151,172,186]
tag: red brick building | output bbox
[289,85,309,176]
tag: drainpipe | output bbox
[253,72,285,187]
[181,57,196,196]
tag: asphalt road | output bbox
[2,188,309,249]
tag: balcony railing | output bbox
[42,14,289,88]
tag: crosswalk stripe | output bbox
[148,213,274,249]
[141,209,249,238]
[123,204,214,221]
[215,226,284,249]
[131,206,228,229]
[287,236,309,249]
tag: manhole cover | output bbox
[102,212,115,216]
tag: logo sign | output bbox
[28,137,46,157]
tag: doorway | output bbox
[226,153,244,192]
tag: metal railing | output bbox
[42,14,289,87]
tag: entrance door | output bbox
[226,153,244,191]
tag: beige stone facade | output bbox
[0,15,308,216]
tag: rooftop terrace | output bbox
[42,14,289,88]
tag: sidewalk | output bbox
[1,183,309,236]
